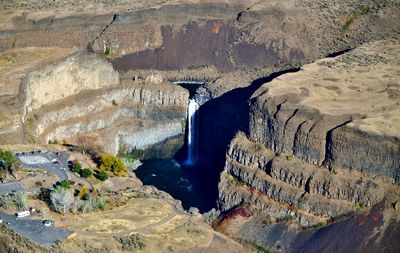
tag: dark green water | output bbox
[135,158,217,212]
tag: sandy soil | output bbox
[55,190,244,252]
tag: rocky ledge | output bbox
[218,40,400,227]
[250,40,400,183]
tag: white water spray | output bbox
[187,99,199,164]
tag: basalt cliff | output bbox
[217,40,400,252]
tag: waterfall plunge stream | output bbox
[187,98,199,164]
[135,82,217,212]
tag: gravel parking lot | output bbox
[0,150,73,246]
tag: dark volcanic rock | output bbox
[112,21,282,72]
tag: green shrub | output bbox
[342,5,370,32]
[95,194,106,210]
[97,170,108,181]
[342,14,355,31]
[59,180,71,189]
[118,148,144,163]
[35,181,43,188]
[12,192,27,210]
[313,222,326,229]
[104,45,111,56]
[0,170,6,181]
[79,168,93,178]
[72,160,82,173]
[355,202,365,211]
[0,195,14,209]
[0,150,17,172]
[48,139,58,144]
[112,100,118,106]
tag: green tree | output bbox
[0,195,14,209]
[12,192,27,210]
[59,180,71,189]
[97,170,108,181]
[0,150,18,175]
[79,168,92,178]
[72,160,82,173]
[0,169,6,182]
[95,194,106,210]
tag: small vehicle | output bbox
[16,211,30,218]
[0,219,3,223]
[51,159,59,164]
[43,220,54,227]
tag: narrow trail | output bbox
[71,198,191,237]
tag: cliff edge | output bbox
[218,40,400,252]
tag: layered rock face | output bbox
[36,79,188,154]
[249,40,400,183]
[2,49,189,154]
[20,51,120,120]
[218,40,400,226]
[219,133,385,226]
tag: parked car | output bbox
[43,220,54,227]
[51,159,59,164]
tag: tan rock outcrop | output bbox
[249,40,400,183]
[31,80,188,154]
[19,50,119,121]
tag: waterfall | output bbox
[187,99,199,164]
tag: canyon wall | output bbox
[35,80,188,154]
[218,40,400,227]
[13,50,189,154]
[2,1,400,73]
[20,51,119,121]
